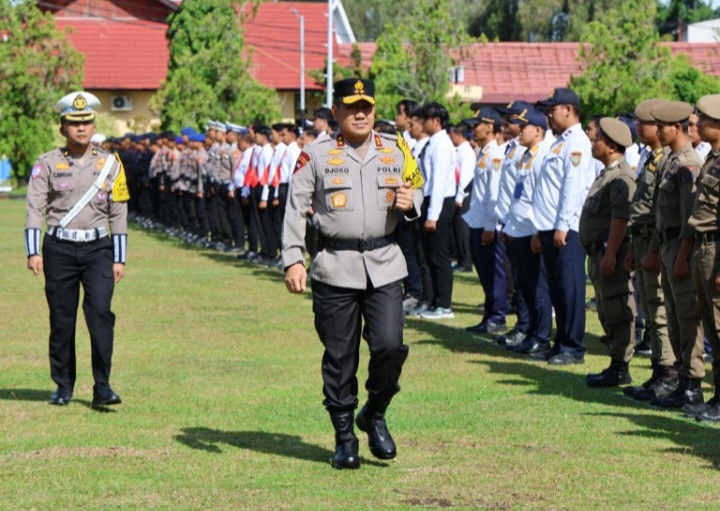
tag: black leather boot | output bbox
[329,412,360,469]
[355,400,396,460]
[635,364,678,401]
[586,359,632,388]
[623,359,658,397]
[651,376,704,408]
[695,375,720,422]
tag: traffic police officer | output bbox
[25,91,128,407]
[686,94,720,421]
[641,101,705,408]
[580,118,637,386]
[623,99,675,401]
[282,78,422,469]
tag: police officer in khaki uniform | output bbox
[641,101,705,408]
[686,94,720,421]
[283,79,423,469]
[25,91,128,407]
[580,118,637,386]
[623,99,675,401]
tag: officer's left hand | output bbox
[600,253,616,276]
[285,264,307,293]
[394,182,414,212]
[228,190,235,199]
[553,230,567,248]
[113,263,125,284]
[481,230,495,246]
[673,259,690,282]
[272,198,280,207]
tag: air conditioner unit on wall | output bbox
[111,95,133,111]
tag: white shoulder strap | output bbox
[59,156,116,229]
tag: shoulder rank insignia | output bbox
[570,152,582,167]
[380,156,396,165]
[327,158,345,166]
[553,142,564,155]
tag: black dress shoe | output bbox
[651,377,703,408]
[586,368,632,388]
[512,339,551,355]
[49,389,72,406]
[547,352,585,366]
[497,330,526,347]
[466,321,507,334]
[355,404,396,460]
[697,400,720,422]
[92,387,122,407]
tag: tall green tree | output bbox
[570,0,720,118]
[0,0,84,180]
[151,0,280,131]
[468,0,522,41]
[657,0,717,39]
[368,0,473,121]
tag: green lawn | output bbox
[1,199,719,510]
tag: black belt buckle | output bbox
[358,239,368,253]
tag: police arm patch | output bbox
[111,154,130,202]
[570,152,582,167]
[294,151,311,174]
[31,162,43,179]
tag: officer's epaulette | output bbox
[654,148,664,162]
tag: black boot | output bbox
[355,400,397,460]
[651,376,704,408]
[636,365,678,401]
[586,359,632,388]
[623,359,659,398]
[329,412,360,469]
[694,375,720,422]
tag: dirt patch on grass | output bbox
[7,446,168,459]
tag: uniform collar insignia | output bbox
[336,134,345,148]
[374,133,383,148]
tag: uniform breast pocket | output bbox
[658,178,677,208]
[322,175,354,212]
[699,173,720,205]
[583,195,602,214]
[50,179,75,194]
[376,174,401,210]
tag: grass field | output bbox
[2,198,720,511]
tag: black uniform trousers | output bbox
[419,197,455,309]
[469,228,508,325]
[42,234,116,394]
[312,279,409,413]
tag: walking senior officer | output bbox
[282,78,423,470]
[25,91,129,407]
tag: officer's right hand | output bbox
[640,251,660,273]
[197,192,203,199]
[259,200,267,210]
[531,234,541,254]
[285,264,307,293]
[624,250,636,272]
[27,255,43,276]
[242,197,249,207]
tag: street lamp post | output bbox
[291,9,306,129]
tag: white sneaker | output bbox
[407,303,429,317]
[403,296,419,312]
[421,307,455,319]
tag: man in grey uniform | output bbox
[25,91,128,407]
[283,79,423,469]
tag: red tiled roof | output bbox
[244,2,336,91]
[338,41,720,104]
[55,18,170,90]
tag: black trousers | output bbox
[42,234,116,393]
[312,280,409,413]
[419,197,455,309]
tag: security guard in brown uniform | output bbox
[282,78,423,469]
[641,101,705,408]
[623,99,675,401]
[581,118,637,386]
[25,91,128,407]
[686,94,720,422]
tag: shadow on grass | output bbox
[591,411,720,469]
[0,388,49,401]
[174,427,389,467]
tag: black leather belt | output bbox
[694,230,720,242]
[584,237,630,257]
[659,227,681,243]
[629,223,654,237]
[319,234,396,253]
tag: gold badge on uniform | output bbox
[332,192,347,208]
[327,158,345,166]
[570,152,582,167]
[384,176,399,186]
[55,163,70,170]
[386,190,395,204]
[73,94,87,110]
[332,177,344,185]
[380,156,396,165]
[328,148,343,155]
[96,158,106,170]
[378,147,394,154]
